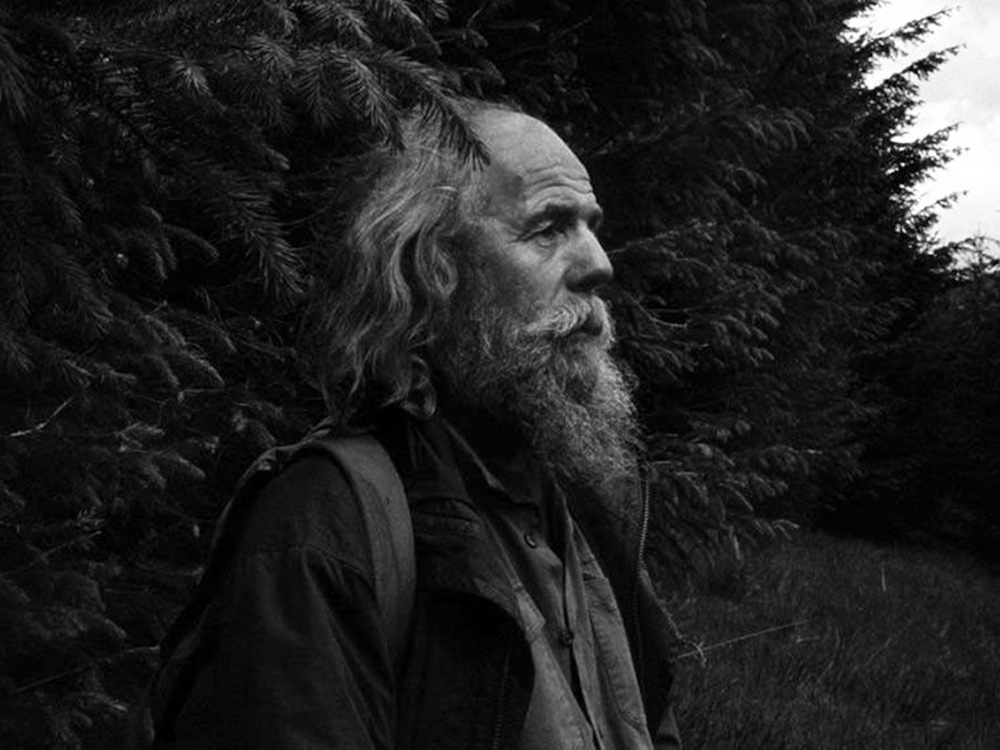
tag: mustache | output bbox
[524,297,611,340]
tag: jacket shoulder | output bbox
[232,452,372,579]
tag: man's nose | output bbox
[566,228,613,293]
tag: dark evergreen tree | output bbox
[848,237,1000,553]
[0,1,469,745]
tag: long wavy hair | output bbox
[306,100,511,424]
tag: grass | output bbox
[668,532,1000,749]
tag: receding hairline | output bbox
[466,108,594,220]
[468,107,556,141]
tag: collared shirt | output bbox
[442,423,654,750]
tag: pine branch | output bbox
[365,47,485,161]
[7,530,104,576]
[0,15,34,120]
[166,54,213,99]
[163,224,220,262]
[326,44,398,142]
[292,0,373,47]
[38,241,114,338]
[362,0,436,50]
[0,227,32,329]
[3,398,73,439]
[11,646,158,695]
[0,321,35,378]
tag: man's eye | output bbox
[535,223,567,241]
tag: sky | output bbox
[857,0,1000,248]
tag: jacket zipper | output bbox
[629,476,651,678]
[636,476,651,580]
[632,476,651,603]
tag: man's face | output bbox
[470,111,613,346]
[433,111,638,488]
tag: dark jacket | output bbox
[151,411,682,748]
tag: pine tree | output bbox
[0,1,469,745]
[851,237,1000,552]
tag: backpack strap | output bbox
[305,433,415,667]
[152,428,415,741]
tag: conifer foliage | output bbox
[0,0,958,745]
[0,1,465,745]
[856,238,1000,554]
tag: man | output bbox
[150,100,682,748]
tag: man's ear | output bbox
[401,355,437,419]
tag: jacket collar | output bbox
[375,408,647,594]
[372,409,527,621]
[375,408,546,509]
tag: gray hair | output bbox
[306,99,517,423]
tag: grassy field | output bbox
[668,532,1000,749]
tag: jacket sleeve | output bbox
[162,455,397,749]
[652,704,682,750]
[638,568,684,750]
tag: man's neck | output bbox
[437,400,548,499]
[439,399,518,459]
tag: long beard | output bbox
[434,282,640,492]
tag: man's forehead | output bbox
[472,110,597,214]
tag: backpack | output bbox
[148,426,415,742]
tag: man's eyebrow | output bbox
[523,202,603,230]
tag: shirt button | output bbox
[523,531,538,548]
[559,629,575,647]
